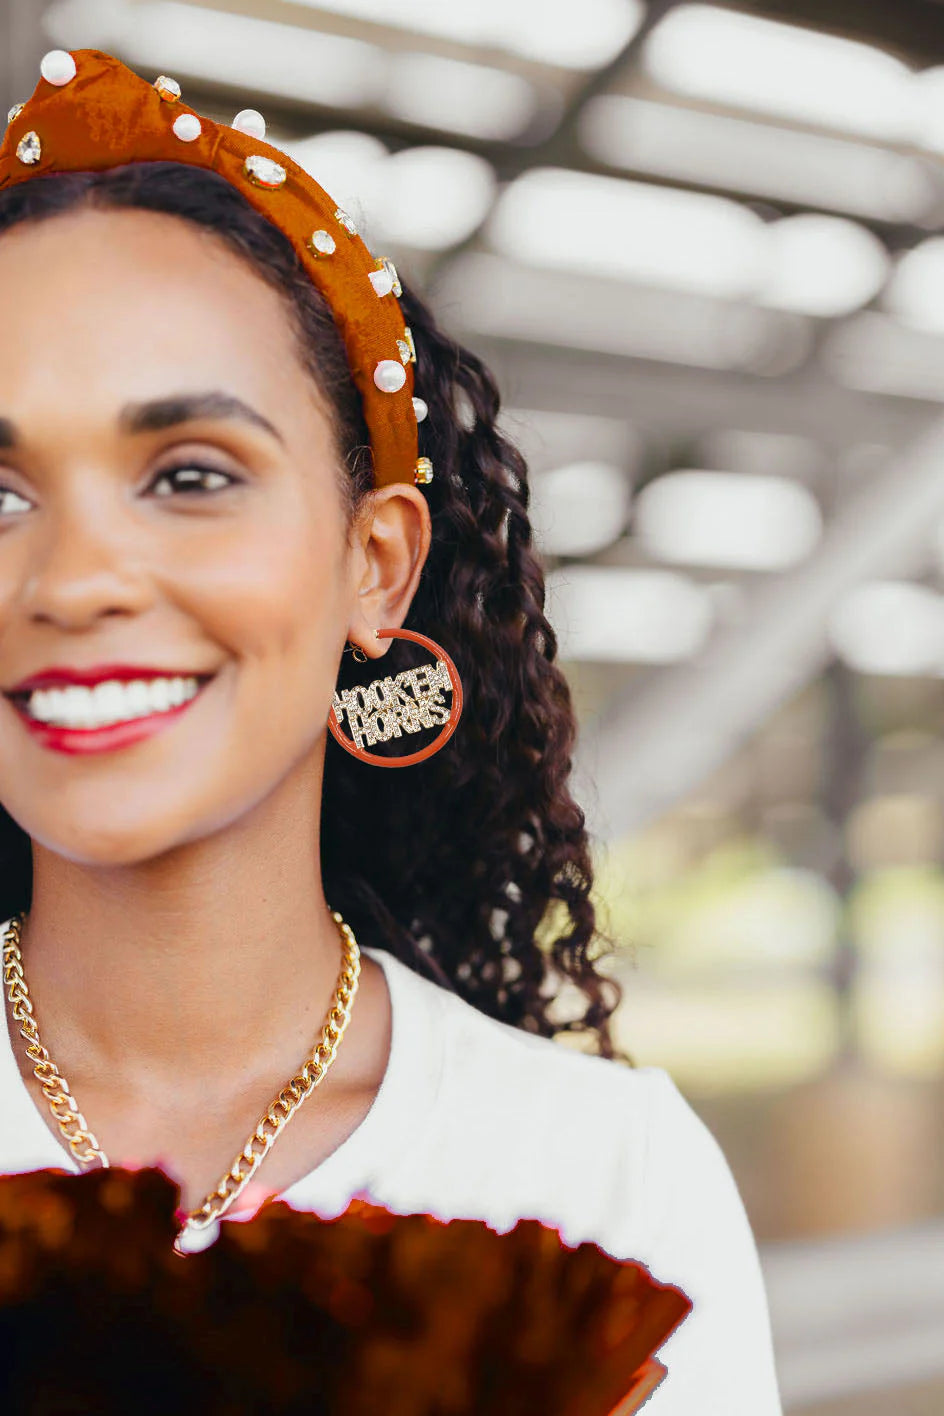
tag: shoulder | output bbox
[382,949,708,1235]
[394,957,765,1262]
[388,945,665,1119]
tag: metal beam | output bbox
[574,414,944,841]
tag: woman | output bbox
[0,50,782,1412]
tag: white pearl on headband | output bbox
[368,267,395,298]
[412,397,428,423]
[40,50,76,86]
[373,360,407,393]
[233,109,266,139]
[173,113,202,142]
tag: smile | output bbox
[19,675,203,728]
[4,674,214,756]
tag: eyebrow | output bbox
[0,391,286,451]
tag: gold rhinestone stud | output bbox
[15,131,41,165]
[308,229,336,257]
[153,75,181,102]
[243,154,287,189]
[414,457,434,485]
[397,326,416,365]
[380,257,402,296]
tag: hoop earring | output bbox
[329,628,463,767]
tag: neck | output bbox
[13,756,353,1106]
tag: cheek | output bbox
[172,515,347,723]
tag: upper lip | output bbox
[4,665,215,696]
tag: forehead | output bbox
[0,205,317,434]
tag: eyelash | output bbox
[148,463,241,498]
[0,462,241,516]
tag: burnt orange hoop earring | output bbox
[328,627,463,767]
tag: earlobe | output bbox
[344,628,383,662]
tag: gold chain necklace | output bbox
[0,910,360,1255]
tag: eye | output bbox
[148,463,241,498]
[0,487,33,517]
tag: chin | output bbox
[20,803,196,870]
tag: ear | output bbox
[346,484,432,658]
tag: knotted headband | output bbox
[0,48,429,490]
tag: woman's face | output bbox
[0,206,427,866]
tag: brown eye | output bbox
[149,464,240,498]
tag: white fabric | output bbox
[0,927,783,1414]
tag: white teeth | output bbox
[24,676,202,729]
[123,680,152,717]
[150,679,171,714]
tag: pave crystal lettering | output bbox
[332,660,453,750]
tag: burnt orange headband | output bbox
[0,47,429,490]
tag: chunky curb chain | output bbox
[1,910,361,1253]
[2,914,108,1166]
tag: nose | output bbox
[16,502,152,631]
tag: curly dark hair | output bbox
[0,160,631,1064]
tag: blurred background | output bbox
[4,0,944,1408]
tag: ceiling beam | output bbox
[574,414,944,840]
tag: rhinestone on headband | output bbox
[7,103,25,125]
[308,229,336,257]
[244,154,286,189]
[153,75,181,102]
[15,131,41,165]
[380,257,402,297]
[414,457,434,485]
[397,327,416,365]
[335,207,358,236]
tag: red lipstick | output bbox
[5,664,211,694]
[2,667,216,756]
[12,699,204,755]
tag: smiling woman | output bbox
[0,51,782,1414]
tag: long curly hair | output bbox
[0,161,631,1063]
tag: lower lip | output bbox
[8,684,210,756]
